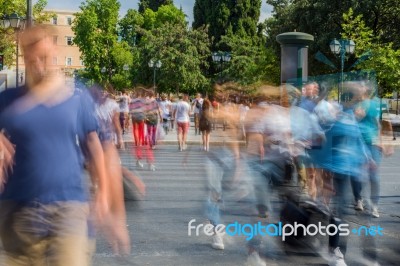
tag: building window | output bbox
[66,36,73,46]
[52,57,58,65]
[53,36,58,45]
[80,60,84,66]
[66,57,72,66]
[67,17,72,25]
[52,16,58,25]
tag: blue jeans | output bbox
[367,144,382,205]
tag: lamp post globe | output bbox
[0,13,26,88]
[149,59,161,94]
[330,38,355,102]
[329,39,341,54]
[212,51,231,82]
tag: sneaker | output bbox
[355,199,364,211]
[329,247,347,266]
[149,164,156,171]
[246,252,266,266]
[136,160,144,169]
[211,234,224,250]
[372,206,380,218]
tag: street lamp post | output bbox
[0,13,25,88]
[101,66,115,87]
[212,51,231,82]
[148,59,161,95]
[26,0,33,28]
[329,39,355,102]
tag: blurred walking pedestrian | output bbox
[199,98,212,151]
[0,25,108,266]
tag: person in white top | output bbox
[173,94,191,151]
[159,94,171,134]
[117,90,131,134]
[192,93,204,135]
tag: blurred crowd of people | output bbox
[0,25,395,266]
[202,81,394,266]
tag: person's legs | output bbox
[119,112,125,133]
[294,156,308,191]
[102,144,130,255]
[205,132,210,151]
[182,122,189,149]
[138,121,145,146]
[146,124,156,148]
[163,118,168,134]
[47,202,90,266]
[369,145,381,206]
[0,202,48,266]
[247,157,271,218]
[306,167,317,200]
[328,173,349,265]
[194,113,200,135]
[124,113,129,131]
[177,122,183,150]
[133,121,140,146]
[351,178,363,203]
[151,125,157,147]
[202,131,206,149]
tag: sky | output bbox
[35,0,273,25]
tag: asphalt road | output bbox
[92,142,400,266]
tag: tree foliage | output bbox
[138,0,174,13]
[0,0,50,68]
[219,34,280,86]
[193,0,262,49]
[120,4,210,94]
[341,8,400,94]
[72,0,133,90]
[265,0,400,90]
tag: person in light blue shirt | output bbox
[354,84,382,217]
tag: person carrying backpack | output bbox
[192,93,204,135]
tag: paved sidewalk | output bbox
[123,119,400,146]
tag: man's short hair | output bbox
[19,25,56,53]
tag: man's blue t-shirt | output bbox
[0,87,97,203]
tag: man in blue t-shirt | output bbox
[0,25,108,266]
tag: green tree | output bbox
[341,8,400,95]
[73,0,132,89]
[265,0,400,76]
[138,0,173,13]
[119,4,207,93]
[0,0,50,68]
[128,5,210,94]
[193,0,262,48]
[118,9,144,47]
[140,4,186,30]
[219,34,280,86]
[139,25,210,94]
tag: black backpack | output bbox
[195,99,202,110]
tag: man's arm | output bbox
[85,131,109,219]
[0,131,15,192]
[112,110,124,149]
